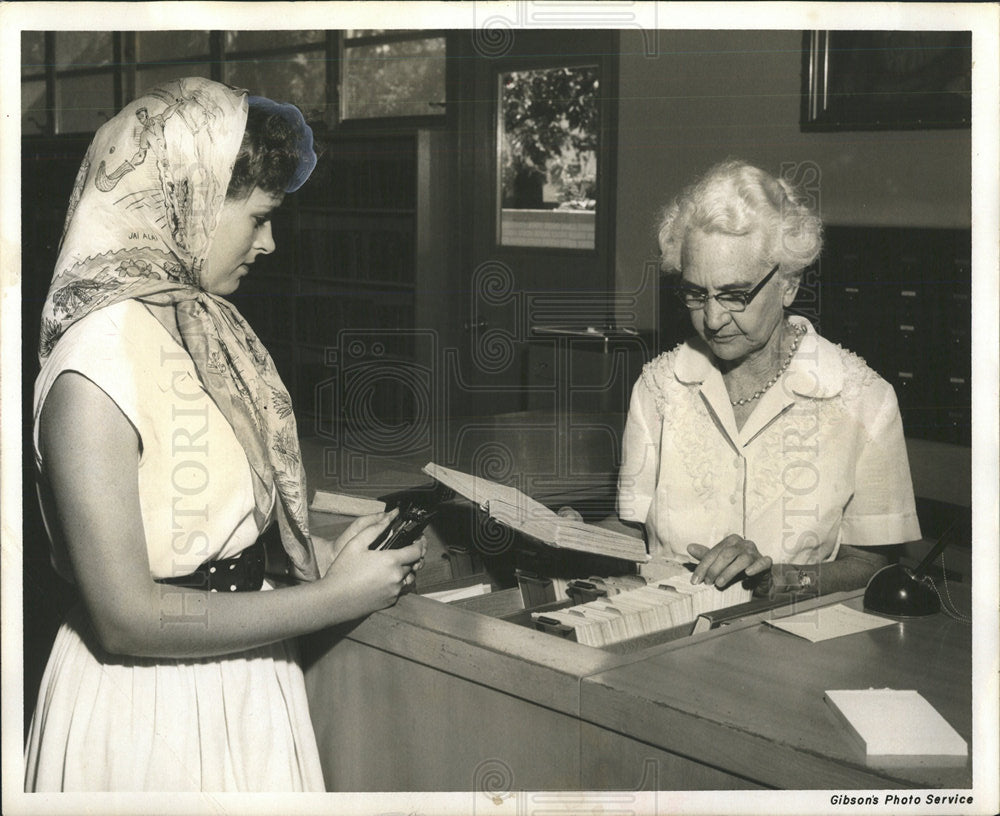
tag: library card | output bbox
[764,603,897,643]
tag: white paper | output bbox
[764,603,897,642]
[423,583,492,603]
[825,688,968,759]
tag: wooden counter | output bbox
[297,436,973,792]
[579,592,972,790]
[302,579,972,792]
[302,593,621,791]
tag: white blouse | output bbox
[617,316,921,565]
[33,300,267,582]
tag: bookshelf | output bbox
[234,129,453,442]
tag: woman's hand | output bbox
[557,506,584,522]
[311,510,384,578]
[319,510,427,619]
[40,373,427,656]
[687,534,772,589]
[311,530,350,577]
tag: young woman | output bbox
[25,76,423,791]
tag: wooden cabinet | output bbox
[305,624,586,791]
[302,586,972,792]
[814,226,971,447]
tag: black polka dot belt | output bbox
[155,537,266,592]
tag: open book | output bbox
[422,462,649,563]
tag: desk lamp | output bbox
[863,518,964,617]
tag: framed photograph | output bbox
[801,30,971,131]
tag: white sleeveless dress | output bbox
[24,300,325,791]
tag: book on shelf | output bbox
[421,462,649,563]
[823,688,968,767]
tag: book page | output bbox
[423,462,648,561]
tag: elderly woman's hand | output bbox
[687,534,772,589]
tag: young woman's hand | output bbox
[319,510,426,620]
[311,518,365,577]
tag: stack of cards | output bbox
[531,576,751,647]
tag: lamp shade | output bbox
[863,564,941,617]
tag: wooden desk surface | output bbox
[581,591,973,789]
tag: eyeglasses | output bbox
[674,263,780,312]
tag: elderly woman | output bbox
[617,160,921,596]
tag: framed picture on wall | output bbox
[801,30,971,131]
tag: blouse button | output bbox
[229,563,236,570]
[230,584,237,591]
[209,566,216,574]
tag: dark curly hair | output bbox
[226,103,301,200]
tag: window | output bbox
[22,31,118,134]
[340,30,447,121]
[222,31,329,122]
[21,31,447,135]
[134,31,213,96]
[498,64,600,249]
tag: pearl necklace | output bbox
[729,321,806,406]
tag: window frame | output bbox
[21,30,450,136]
[334,29,451,131]
[21,31,124,135]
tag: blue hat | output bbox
[247,95,317,193]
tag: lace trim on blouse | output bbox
[639,342,882,516]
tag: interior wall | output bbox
[613,29,972,330]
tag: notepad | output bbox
[764,602,897,642]
[824,688,968,767]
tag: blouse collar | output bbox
[671,315,844,400]
[671,316,845,447]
